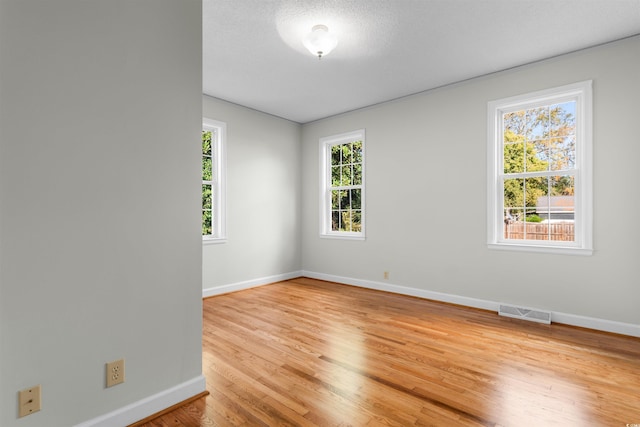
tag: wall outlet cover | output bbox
[106,359,125,387]
[18,385,41,418]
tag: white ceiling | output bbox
[203,0,640,124]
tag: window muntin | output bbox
[202,119,226,243]
[488,82,592,255]
[320,130,365,239]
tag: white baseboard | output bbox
[302,270,640,338]
[551,312,640,337]
[74,375,206,427]
[203,270,303,298]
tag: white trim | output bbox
[487,242,592,256]
[319,129,366,239]
[74,376,206,427]
[301,271,640,338]
[303,270,498,311]
[202,236,227,245]
[202,118,227,241]
[319,233,366,241]
[551,312,640,338]
[487,81,593,255]
[202,271,303,298]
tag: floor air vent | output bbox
[499,304,551,324]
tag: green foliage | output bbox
[202,185,212,209]
[202,183,212,235]
[525,214,543,223]
[202,130,212,155]
[202,131,213,181]
[202,210,212,235]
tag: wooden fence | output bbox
[504,222,574,241]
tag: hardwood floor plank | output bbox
[136,278,640,426]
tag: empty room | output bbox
[1,1,639,426]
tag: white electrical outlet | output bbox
[106,359,125,387]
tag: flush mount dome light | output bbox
[303,24,338,59]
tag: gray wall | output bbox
[0,1,203,426]
[202,96,302,292]
[301,36,640,326]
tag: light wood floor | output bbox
[136,277,640,426]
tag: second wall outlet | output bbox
[106,359,125,387]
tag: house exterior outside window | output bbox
[487,81,592,255]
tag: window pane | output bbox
[525,206,548,240]
[331,166,341,187]
[352,211,362,231]
[339,190,349,210]
[341,210,357,232]
[527,106,548,140]
[351,189,361,210]
[331,211,341,231]
[503,207,522,239]
[550,136,575,170]
[331,145,341,166]
[550,101,575,137]
[526,141,548,172]
[331,190,340,210]
[202,184,212,209]
[202,131,212,155]
[342,143,353,164]
[202,156,212,181]
[340,211,350,232]
[524,176,548,208]
[353,163,362,185]
[550,176,575,241]
[532,139,550,169]
[353,140,363,163]
[551,175,574,197]
[504,178,524,210]
[551,174,575,242]
[503,111,526,143]
[504,143,525,173]
[341,165,352,186]
[202,210,212,236]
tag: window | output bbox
[202,118,226,243]
[487,81,592,255]
[320,129,365,239]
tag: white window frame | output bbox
[487,81,592,255]
[319,129,366,240]
[202,118,227,244]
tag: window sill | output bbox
[320,233,366,241]
[488,242,592,256]
[203,237,227,245]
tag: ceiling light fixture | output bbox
[303,24,338,59]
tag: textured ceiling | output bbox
[203,0,640,124]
